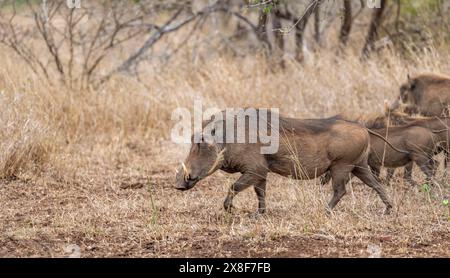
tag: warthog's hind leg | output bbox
[320,171,332,186]
[417,157,438,186]
[327,165,353,211]
[352,162,393,214]
[254,180,267,214]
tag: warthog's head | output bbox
[387,75,421,112]
[399,74,430,106]
[175,134,226,191]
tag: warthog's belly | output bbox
[267,155,330,180]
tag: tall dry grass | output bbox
[1,42,449,180]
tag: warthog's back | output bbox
[266,117,369,179]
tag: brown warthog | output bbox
[375,112,450,181]
[322,112,442,185]
[321,123,440,187]
[391,73,450,116]
[175,110,394,214]
[367,125,440,186]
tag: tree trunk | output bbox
[294,0,319,62]
[272,10,284,52]
[257,9,271,51]
[272,10,285,67]
[361,0,387,58]
[339,0,353,46]
[314,2,321,44]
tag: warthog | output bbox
[175,110,396,214]
[376,111,450,180]
[324,111,447,186]
[391,73,450,116]
[367,126,439,186]
[321,124,440,187]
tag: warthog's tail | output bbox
[431,128,450,133]
[367,129,410,154]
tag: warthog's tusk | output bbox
[181,162,189,182]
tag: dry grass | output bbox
[0,12,450,257]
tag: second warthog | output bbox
[322,112,444,186]
[370,111,450,181]
[175,109,396,214]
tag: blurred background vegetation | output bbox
[0,0,449,89]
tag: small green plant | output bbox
[442,199,450,222]
[263,3,273,15]
[302,224,309,234]
[421,183,431,193]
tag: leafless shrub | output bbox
[0,0,216,89]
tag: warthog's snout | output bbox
[174,178,199,191]
[174,166,200,191]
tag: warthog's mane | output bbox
[198,110,344,136]
[349,110,445,129]
[413,73,450,85]
[279,115,344,134]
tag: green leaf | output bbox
[443,199,449,206]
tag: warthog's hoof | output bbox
[248,209,266,218]
[248,212,261,219]
[223,203,234,213]
[384,206,392,215]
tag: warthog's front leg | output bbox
[442,149,448,169]
[404,162,417,187]
[371,165,381,182]
[385,168,396,184]
[419,158,439,186]
[224,172,267,213]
